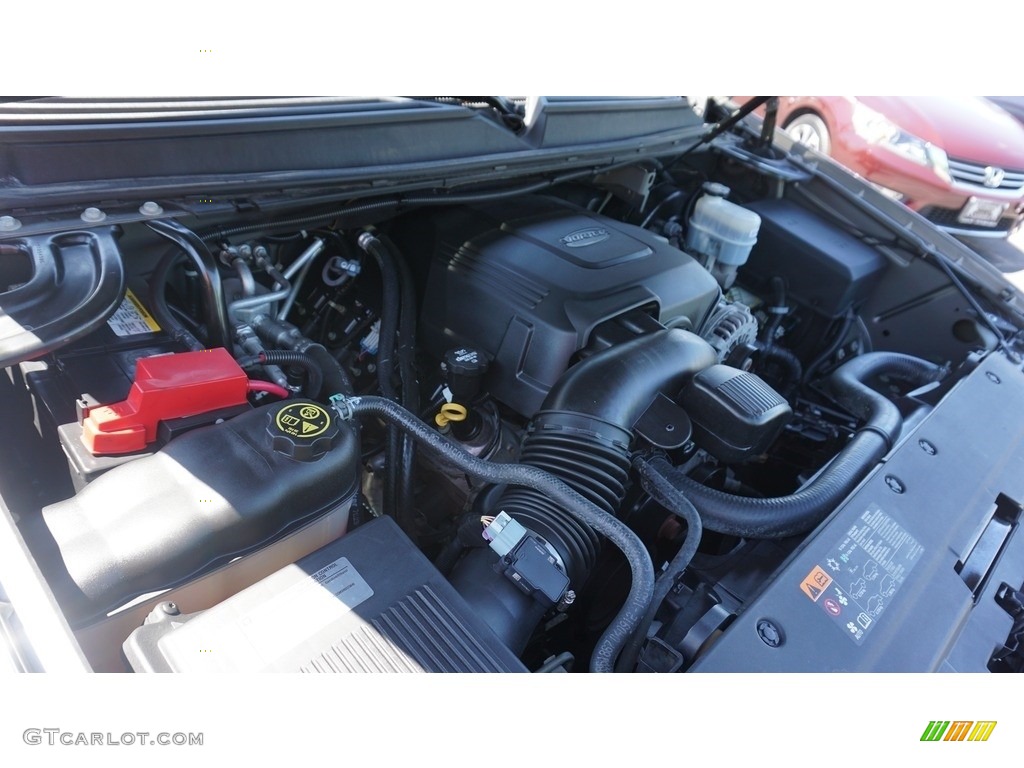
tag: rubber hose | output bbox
[376,233,420,526]
[146,219,230,348]
[826,351,945,445]
[333,395,655,674]
[753,340,803,393]
[147,248,205,352]
[802,310,855,383]
[303,343,355,398]
[615,455,704,672]
[758,276,787,345]
[357,233,403,524]
[258,350,323,399]
[653,352,944,539]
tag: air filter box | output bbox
[123,516,527,672]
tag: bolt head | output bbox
[0,215,21,231]
[81,207,106,223]
[756,619,782,647]
[139,201,163,216]
[884,475,905,494]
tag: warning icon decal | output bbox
[275,402,331,439]
[799,565,833,602]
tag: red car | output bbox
[738,96,1024,238]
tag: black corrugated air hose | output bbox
[490,329,718,585]
[445,329,716,664]
[330,394,655,674]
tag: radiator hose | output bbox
[652,352,945,539]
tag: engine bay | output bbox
[2,100,1024,673]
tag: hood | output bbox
[859,95,1024,169]
[0,97,704,211]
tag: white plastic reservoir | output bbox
[685,193,762,267]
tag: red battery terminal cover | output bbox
[81,348,249,455]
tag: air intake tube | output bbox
[449,329,717,656]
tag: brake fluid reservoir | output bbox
[685,184,761,288]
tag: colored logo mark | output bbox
[920,721,997,742]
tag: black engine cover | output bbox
[414,197,720,416]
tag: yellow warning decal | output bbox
[800,565,833,602]
[275,402,330,439]
[125,289,162,332]
[107,288,162,336]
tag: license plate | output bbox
[958,197,1007,227]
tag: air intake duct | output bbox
[449,329,717,654]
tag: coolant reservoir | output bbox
[685,185,761,288]
[43,399,358,622]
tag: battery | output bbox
[19,284,256,489]
[23,287,179,426]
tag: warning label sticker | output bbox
[106,289,162,337]
[800,565,833,602]
[800,504,924,645]
[166,555,375,668]
[275,402,331,438]
[241,556,374,663]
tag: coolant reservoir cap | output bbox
[266,401,338,461]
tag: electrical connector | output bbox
[484,512,569,607]
[482,512,528,558]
